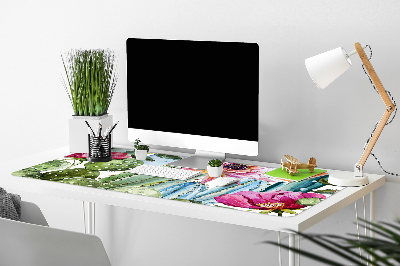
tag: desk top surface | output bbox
[0,146,385,232]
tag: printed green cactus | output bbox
[11,159,72,179]
[85,158,144,171]
[40,168,100,181]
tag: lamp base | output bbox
[328,172,369,187]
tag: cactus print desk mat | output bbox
[11,148,344,217]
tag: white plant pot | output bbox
[69,114,113,153]
[207,165,223,178]
[135,149,147,160]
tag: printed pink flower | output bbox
[65,153,88,159]
[111,152,130,159]
[215,190,326,210]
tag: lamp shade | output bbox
[305,47,352,89]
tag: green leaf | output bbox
[41,168,100,181]
[85,158,144,171]
[318,178,331,185]
[296,197,322,206]
[282,209,298,215]
[313,189,338,194]
[57,177,102,188]
[263,219,400,266]
[12,159,71,178]
[11,168,42,178]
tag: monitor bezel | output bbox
[126,37,259,167]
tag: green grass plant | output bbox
[61,49,118,116]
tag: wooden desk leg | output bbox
[289,233,295,266]
[83,201,95,235]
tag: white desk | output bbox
[0,146,385,266]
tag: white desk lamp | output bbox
[305,42,395,186]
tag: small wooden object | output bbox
[281,155,317,176]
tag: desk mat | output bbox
[11,148,344,217]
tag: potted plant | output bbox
[134,138,149,160]
[207,159,223,177]
[61,49,118,153]
[266,218,400,266]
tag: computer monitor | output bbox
[126,38,259,169]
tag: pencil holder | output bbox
[88,134,112,162]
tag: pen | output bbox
[103,126,112,138]
[106,121,119,138]
[85,120,95,136]
[88,128,94,137]
[98,123,102,138]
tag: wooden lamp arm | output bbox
[355,43,395,111]
[354,42,394,176]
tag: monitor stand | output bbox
[168,150,225,170]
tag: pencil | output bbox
[98,123,102,138]
[106,121,119,138]
[85,120,95,136]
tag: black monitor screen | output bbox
[126,38,259,142]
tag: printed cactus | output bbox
[12,159,72,178]
[100,173,168,189]
[41,168,100,181]
[58,177,102,188]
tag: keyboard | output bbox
[130,164,202,180]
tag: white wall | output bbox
[2,0,400,265]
